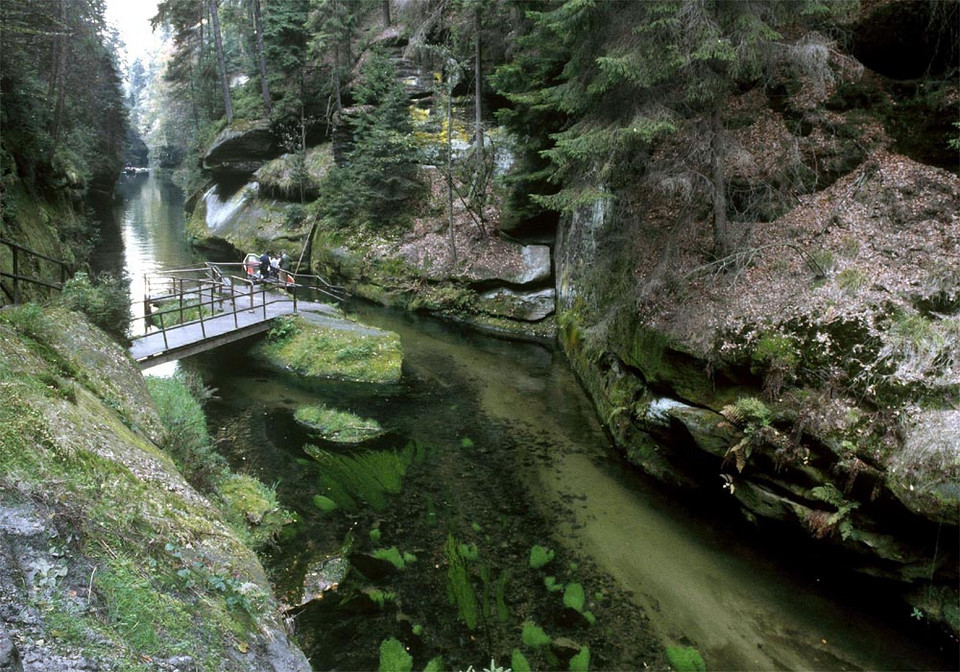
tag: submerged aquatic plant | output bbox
[378,636,413,672]
[446,534,479,630]
[569,646,590,672]
[529,545,554,569]
[305,445,413,512]
[563,583,586,612]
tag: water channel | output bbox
[94,173,957,671]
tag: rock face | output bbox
[478,287,556,321]
[0,307,311,670]
[203,120,279,175]
[554,149,960,634]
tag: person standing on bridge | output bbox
[278,250,292,286]
[259,251,271,281]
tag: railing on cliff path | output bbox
[0,238,68,306]
[130,261,345,366]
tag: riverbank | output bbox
[0,304,310,670]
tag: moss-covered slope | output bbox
[0,305,309,671]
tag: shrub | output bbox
[60,271,131,344]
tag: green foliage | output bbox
[267,314,300,343]
[317,50,423,229]
[147,375,229,494]
[529,544,555,569]
[751,332,800,373]
[60,272,132,345]
[378,636,413,672]
[1,0,126,195]
[665,645,706,672]
[732,397,772,428]
[445,534,478,630]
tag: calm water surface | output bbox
[94,173,957,671]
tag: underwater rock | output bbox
[350,552,401,582]
[296,556,349,608]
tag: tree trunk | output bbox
[208,0,233,124]
[446,68,457,267]
[474,2,483,166]
[711,105,731,260]
[49,0,68,157]
[382,0,391,26]
[252,0,271,112]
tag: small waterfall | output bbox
[204,182,259,231]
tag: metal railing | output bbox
[0,238,68,305]
[131,261,345,353]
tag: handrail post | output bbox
[293,283,297,313]
[178,278,184,325]
[198,284,206,339]
[12,246,18,304]
[262,284,267,320]
[232,284,239,328]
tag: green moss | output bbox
[0,308,292,667]
[256,315,403,383]
[217,474,292,549]
[294,404,384,443]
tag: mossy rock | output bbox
[294,404,385,443]
[255,314,402,384]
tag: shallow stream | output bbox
[93,173,957,671]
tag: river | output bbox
[94,173,957,671]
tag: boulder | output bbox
[478,287,555,321]
[203,121,279,175]
[456,244,552,286]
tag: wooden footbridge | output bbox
[129,262,344,369]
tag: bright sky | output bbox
[104,0,161,65]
